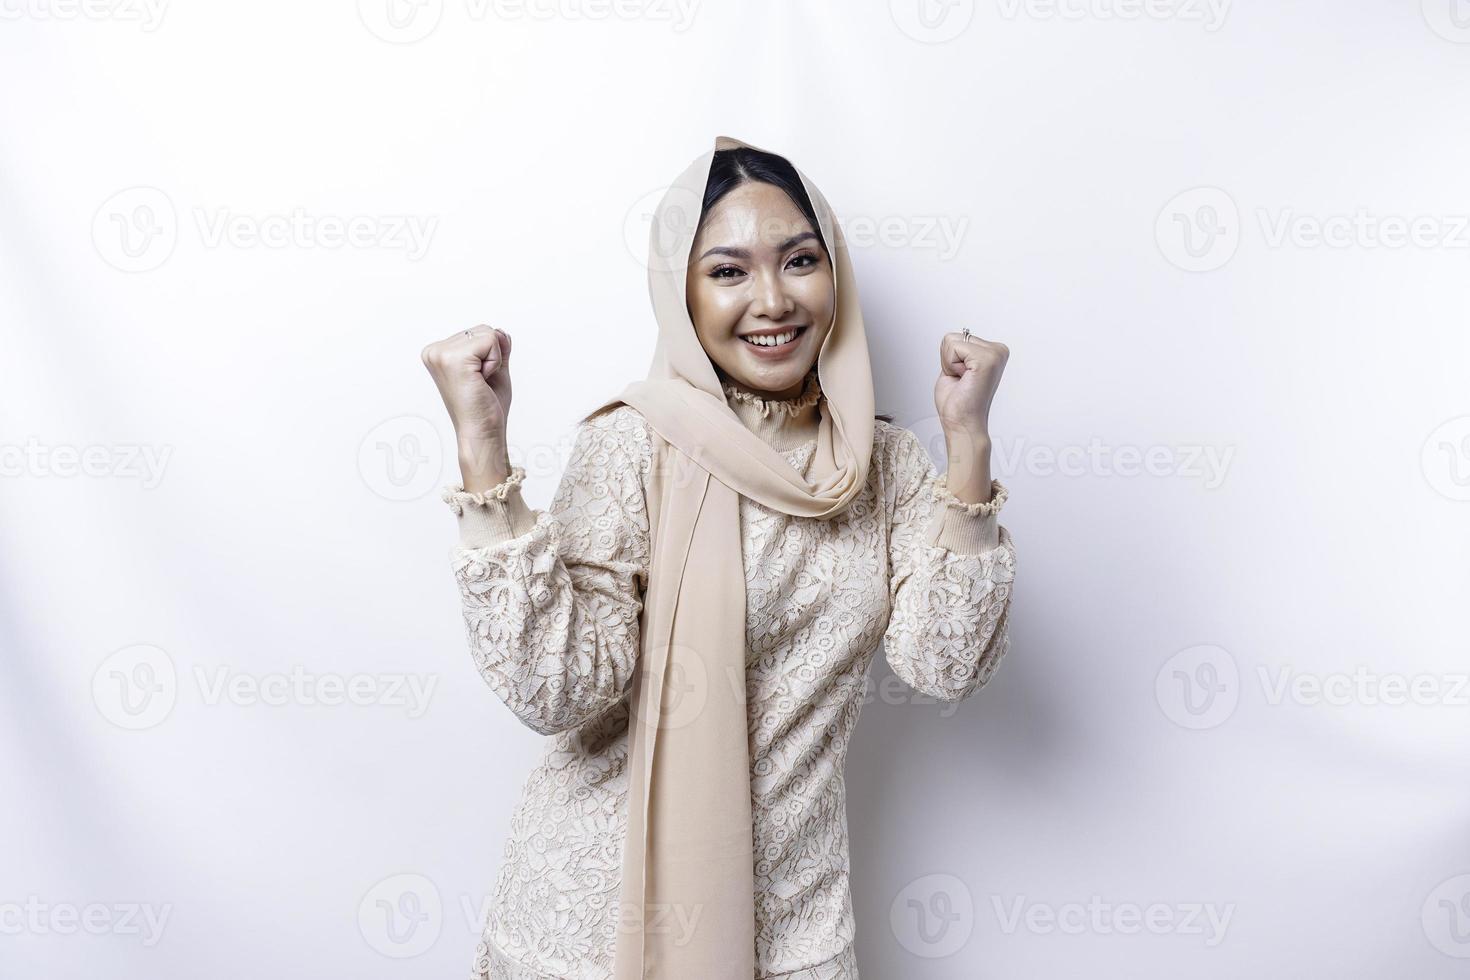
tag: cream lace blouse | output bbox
[440,370,1017,980]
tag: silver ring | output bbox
[961,328,971,341]
[464,330,473,337]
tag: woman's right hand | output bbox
[421,325,513,492]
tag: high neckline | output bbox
[720,367,823,452]
[720,367,822,417]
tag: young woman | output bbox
[421,135,1016,980]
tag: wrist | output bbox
[942,427,991,467]
[942,428,993,504]
[457,437,511,492]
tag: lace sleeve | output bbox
[443,406,653,735]
[881,425,1016,704]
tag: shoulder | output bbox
[577,403,654,481]
[870,419,939,507]
[871,418,931,473]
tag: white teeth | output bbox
[744,329,799,347]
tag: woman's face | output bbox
[685,180,835,400]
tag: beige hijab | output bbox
[578,135,874,978]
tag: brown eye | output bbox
[709,265,744,280]
[787,251,818,270]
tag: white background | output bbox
[3,1,1469,977]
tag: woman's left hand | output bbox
[934,331,1008,504]
[935,330,1008,437]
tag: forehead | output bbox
[695,181,813,250]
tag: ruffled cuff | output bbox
[441,466,539,549]
[922,477,1008,555]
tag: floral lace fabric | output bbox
[448,404,1016,979]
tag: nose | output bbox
[748,267,795,321]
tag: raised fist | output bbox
[421,324,513,490]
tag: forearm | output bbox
[943,428,993,505]
[457,435,512,494]
[886,525,1017,703]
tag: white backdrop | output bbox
[3,2,1469,977]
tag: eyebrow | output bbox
[696,231,819,262]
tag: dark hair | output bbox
[700,147,893,424]
[701,147,828,254]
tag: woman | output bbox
[421,135,1016,980]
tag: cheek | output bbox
[792,275,835,322]
[692,285,745,337]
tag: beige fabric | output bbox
[573,135,875,980]
[439,395,1018,977]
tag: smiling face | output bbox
[685,180,835,400]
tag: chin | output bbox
[734,360,813,394]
